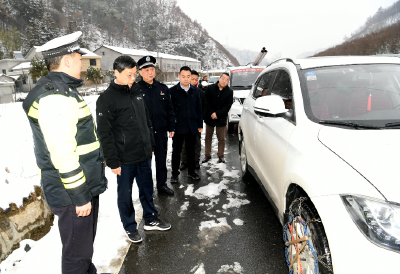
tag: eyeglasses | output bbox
[220,78,229,82]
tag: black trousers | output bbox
[50,196,99,274]
[117,159,158,232]
[181,132,201,164]
[154,131,168,189]
[172,132,197,174]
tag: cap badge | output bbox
[146,56,150,61]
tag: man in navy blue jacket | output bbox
[169,66,203,182]
[138,55,175,195]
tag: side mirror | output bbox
[201,81,209,87]
[254,95,288,117]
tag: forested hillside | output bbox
[0,0,239,69]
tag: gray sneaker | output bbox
[126,230,142,243]
[143,217,171,231]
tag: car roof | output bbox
[269,55,400,70]
[226,65,265,71]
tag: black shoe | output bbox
[202,156,211,163]
[158,186,174,195]
[180,162,187,170]
[187,172,200,180]
[170,174,179,183]
[218,157,225,163]
[195,162,200,169]
[126,230,142,243]
[144,217,171,231]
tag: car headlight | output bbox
[341,195,400,252]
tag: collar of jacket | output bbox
[176,82,195,92]
[47,72,83,88]
[139,79,158,89]
[110,80,141,95]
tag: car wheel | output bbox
[283,197,333,274]
[239,137,249,177]
[228,122,235,134]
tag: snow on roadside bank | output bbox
[0,96,142,273]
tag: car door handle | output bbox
[243,105,248,110]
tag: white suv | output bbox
[238,56,400,273]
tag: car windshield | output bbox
[302,64,400,128]
[230,68,263,89]
[209,76,219,84]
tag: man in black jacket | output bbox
[96,56,171,244]
[137,55,175,196]
[169,66,203,183]
[203,73,233,163]
[180,70,206,170]
[23,32,108,274]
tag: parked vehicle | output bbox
[226,66,264,133]
[238,56,400,273]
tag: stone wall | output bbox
[0,186,53,262]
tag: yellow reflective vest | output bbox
[23,72,107,207]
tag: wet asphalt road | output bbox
[119,132,287,274]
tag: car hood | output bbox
[233,89,251,99]
[318,126,400,203]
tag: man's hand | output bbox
[169,131,175,138]
[76,201,92,217]
[112,167,121,176]
[198,128,203,133]
[211,112,217,120]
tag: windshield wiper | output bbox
[384,122,400,128]
[319,120,381,129]
[232,85,246,88]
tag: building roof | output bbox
[99,45,200,63]
[12,62,31,70]
[0,74,17,82]
[80,48,101,58]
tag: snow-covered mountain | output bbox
[345,1,400,41]
[0,0,239,69]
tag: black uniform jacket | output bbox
[169,83,203,134]
[204,82,234,127]
[22,72,107,207]
[138,79,175,132]
[96,81,156,169]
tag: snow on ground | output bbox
[0,96,143,273]
[233,219,244,226]
[0,102,38,210]
[217,262,244,273]
[191,263,206,274]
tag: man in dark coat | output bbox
[169,66,203,183]
[96,56,171,244]
[203,73,233,163]
[180,70,206,170]
[137,55,175,196]
[22,31,108,274]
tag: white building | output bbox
[94,45,201,82]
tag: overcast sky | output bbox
[175,0,398,58]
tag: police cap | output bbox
[138,55,156,70]
[36,31,86,59]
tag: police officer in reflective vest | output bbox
[137,56,175,195]
[22,32,108,274]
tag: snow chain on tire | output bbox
[284,197,333,274]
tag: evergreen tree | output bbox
[86,66,104,93]
[29,55,48,82]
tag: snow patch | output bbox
[217,262,244,273]
[191,263,206,274]
[222,198,250,210]
[233,219,244,226]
